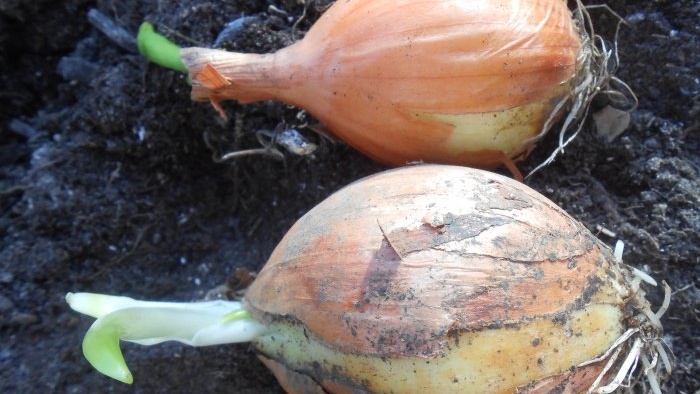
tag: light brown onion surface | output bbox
[245,165,666,393]
[182,0,583,172]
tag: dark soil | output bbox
[1,0,697,393]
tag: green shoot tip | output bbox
[137,22,187,73]
[83,323,133,384]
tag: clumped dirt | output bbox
[0,0,697,393]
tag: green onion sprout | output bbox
[66,292,266,384]
[136,22,187,73]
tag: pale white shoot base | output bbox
[66,292,267,384]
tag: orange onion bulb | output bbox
[244,165,669,393]
[181,0,584,175]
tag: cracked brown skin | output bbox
[244,165,627,392]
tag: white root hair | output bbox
[525,1,637,179]
[582,244,673,394]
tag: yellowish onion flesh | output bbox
[244,165,665,393]
[181,0,583,172]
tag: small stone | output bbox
[593,106,631,142]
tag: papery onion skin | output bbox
[244,165,640,393]
[181,0,582,171]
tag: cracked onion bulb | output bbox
[244,165,668,393]
[181,0,585,175]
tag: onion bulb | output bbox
[181,0,589,175]
[67,165,669,392]
[243,165,668,393]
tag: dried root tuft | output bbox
[584,242,672,394]
[526,1,638,179]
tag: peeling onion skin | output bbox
[181,0,581,170]
[244,165,643,393]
